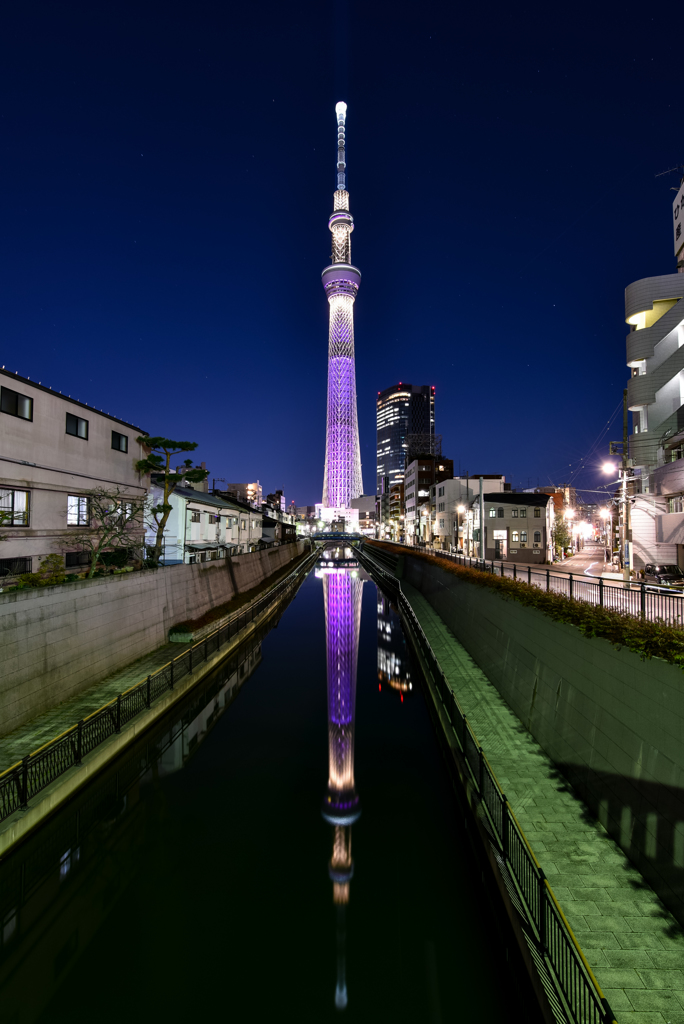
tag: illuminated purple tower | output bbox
[321,565,364,1010]
[322,102,364,510]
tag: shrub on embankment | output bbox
[368,541,684,669]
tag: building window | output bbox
[241,519,246,530]
[111,430,128,453]
[67,495,90,526]
[521,531,527,543]
[0,556,31,577]
[668,496,684,514]
[0,489,30,526]
[191,511,201,523]
[438,486,444,497]
[519,508,526,518]
[512,530,519,542]
[65,550,91,568]
[439,518,444,528]
[534,531,541,543]
[1,386,33,421]
[489,508,496,518]
[534,507,541,518]
[66,413,88,439]
[511,509,518,518]
[208,514,219,524]
[497,508,504,518]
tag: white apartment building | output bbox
[145,485,263,563]
[432,476,507,551]
[0,369,149,578]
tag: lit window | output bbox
[67,495,89,526]
[489,508,496,518]
[0,489,30,526]
[520,508,526,518]
[512,530,519,542]
[668,496,684,514]
[511,509,518,518]
[1,386,33,421]
[111,430,128,453]
[66,413,88,439]
[521,531,527,543]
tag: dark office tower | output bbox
[376,384,435,494]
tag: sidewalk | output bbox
[403,580,684,1022]
[0,639,191,772]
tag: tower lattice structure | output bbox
[322,102,363,508]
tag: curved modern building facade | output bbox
[624,272,684,567]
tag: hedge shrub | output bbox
[368,541,684,669]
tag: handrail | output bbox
[357,545,617,1024]
[370,540,684,628]
[0,547,318,820]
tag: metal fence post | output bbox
[76,720,83,765]
[501,797,509,860]
[599,577,603,608]
[20,756,29,809]
[538,870,547,953]
[115,694,121,733]
[640,583,646,619]
[528,565,531,584]
[546,569,550,592]
[513,563,517,580]
[146,675,151,708]
[569,573,573,600]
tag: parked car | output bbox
[643,564,684,587]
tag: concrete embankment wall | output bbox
[0,541,307,738]
[400,551,684,921]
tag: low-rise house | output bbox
[261,502,297,545]
[432,476,508,551]
[145,486,263,563]
[471,492,554,563]
[0,368,149,578]
[404,455,453,545]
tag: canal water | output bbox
[0,554,525,1023]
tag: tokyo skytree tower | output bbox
[322,101,363,508]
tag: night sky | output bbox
[0,1,679,504]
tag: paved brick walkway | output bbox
[0,640,189,772]
[403,580,684,1022]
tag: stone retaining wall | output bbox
[0,542,307,737]
[401,552,684,921]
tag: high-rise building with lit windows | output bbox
[376,383,435,494]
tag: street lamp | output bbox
[602,459,632,584]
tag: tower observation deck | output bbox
[322,102,363,512]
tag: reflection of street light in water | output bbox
[321,563,363,1012]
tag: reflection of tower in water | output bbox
[321,560,364,1011]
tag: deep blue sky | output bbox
[0,1,679,504]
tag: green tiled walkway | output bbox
[0,640,189,772]
[403,581,684,1023]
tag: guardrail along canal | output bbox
[0,550,534,1022]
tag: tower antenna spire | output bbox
[335,101,347,190]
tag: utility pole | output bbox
[479,476,485,561]
[622,387,631,584]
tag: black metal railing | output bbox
[0,547,318,824]
[357,546,617,1024]
[377,541,684,627]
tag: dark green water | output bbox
[0,564,526,1022]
